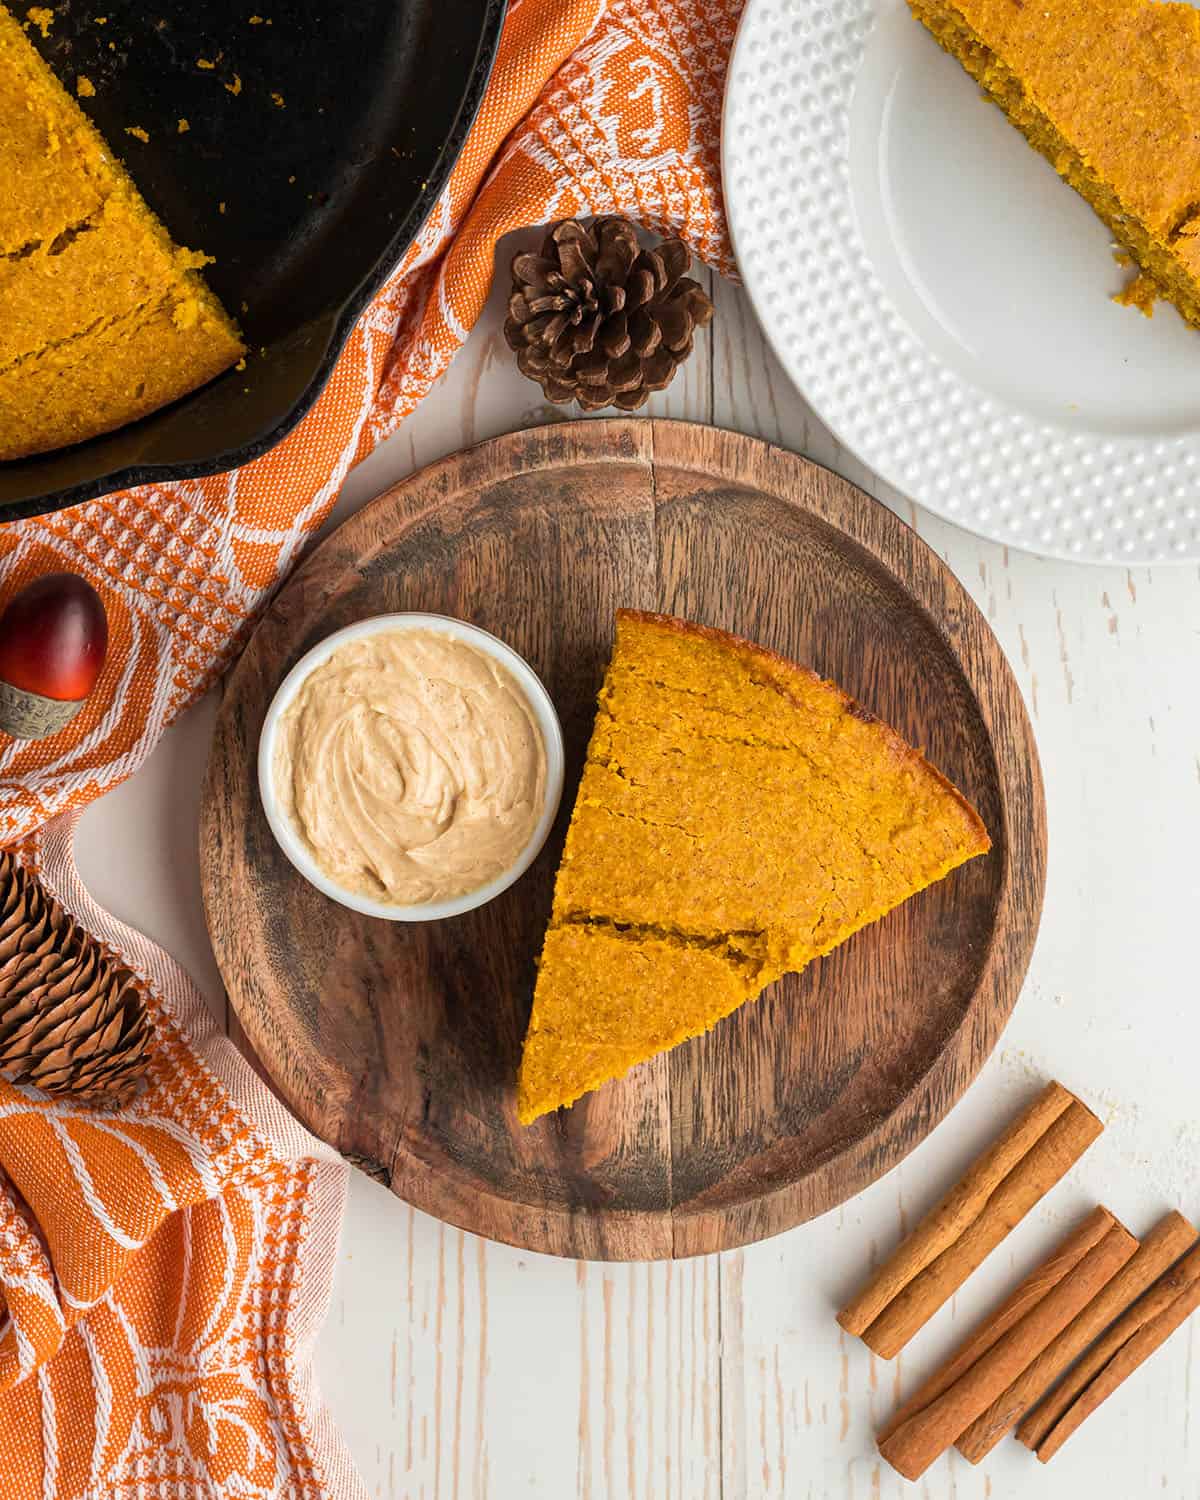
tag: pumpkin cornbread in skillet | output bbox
[0,4,244,461]
[907,0,1200,326]
[516,611,990,1123]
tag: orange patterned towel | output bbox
[0,1,742,1494]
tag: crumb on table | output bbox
[76,75,96,98]
[271,91,285,107]
[1115,271,1158,319]
[177,117,189,132]
[224,73,242,95]
[125,125,150,142]
[26,6,53,37]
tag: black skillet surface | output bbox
[0,0,505,521]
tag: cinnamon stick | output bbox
[961,1209,1198,1461]
[877,1205,1115,1446]
[1021,1238,1200,1463]
[877,1208,1136,1481]
[839,1082,1102,1358]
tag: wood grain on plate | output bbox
[199,419,1045,1260]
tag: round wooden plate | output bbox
[200,420,1045,1260]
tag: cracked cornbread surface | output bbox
[0,4,243,460]
[909,0,1200,328]
[516,612,991,1124]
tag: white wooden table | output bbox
[74,249,1200,1499]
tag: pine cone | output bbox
[504,217,714,412]
[0,852,151,1108]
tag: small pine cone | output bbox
[0,852,151,1108]
[504,216,714,412]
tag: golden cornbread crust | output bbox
[908,0,1200,328]
[0,5,244,460]
[516,611,990,1124]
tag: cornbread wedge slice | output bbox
[908,0,1200,326]
[516,612,990,1124]
[0,5,244,459]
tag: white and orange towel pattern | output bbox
[0,1,742,1494]
[0,821,357,1497]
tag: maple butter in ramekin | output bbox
[258,615,564,922]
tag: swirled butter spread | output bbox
[274,629,548,905]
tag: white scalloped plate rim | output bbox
[722,0,1200,565]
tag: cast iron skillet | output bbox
[0,0,505,522]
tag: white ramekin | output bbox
[257,613,565,922]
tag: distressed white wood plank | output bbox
[315,1184,721,1500]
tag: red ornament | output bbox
[0,573,109,740]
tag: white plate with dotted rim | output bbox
[722,0,1200,564]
